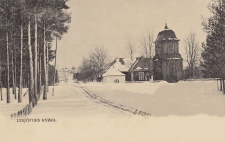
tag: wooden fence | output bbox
[11,103,33,119]
[10,86,43,119]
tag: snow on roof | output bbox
[166,58,182,60]
[108,58,134,72]
[103,68,125,77]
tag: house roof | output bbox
[102,68,125,77]
[129,56,152,71]
[107,58,134,72]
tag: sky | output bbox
[56,0,212,69]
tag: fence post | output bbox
[30,102,34,113]
[20,110,23,117]
[17,111,20,117]
[26,104,29,115]
[22,107,25,117]
[11,114,13,119]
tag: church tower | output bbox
[153,24,183,82]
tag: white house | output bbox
[105,58,134,81]
[102,69,125,83]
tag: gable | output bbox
[107,58,134,72]
[129,57,153,71]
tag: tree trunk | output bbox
[191,67,194,79]
[37,26,41,98]
[28,19,34,105]
[223,78,225,94]
[12,47,15,95]
[10,32,16,97]
[46,44,49,92]
[38,49,42,96]
[6,31,10,103]
[43,21,47,100]
[34,14,38,105]
[0,79,2,101]
[18,24,23,103]
[220,78,222,91]
[13,34,17,99]
[52,37,58,96]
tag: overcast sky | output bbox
[56,0,212,69]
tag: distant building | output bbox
[153,24,183,82]
[58,68,71,81]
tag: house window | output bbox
[114,79,119,83]
[139,72,144,80]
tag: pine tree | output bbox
[201,0,225,92]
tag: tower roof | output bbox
[155,24,179,43]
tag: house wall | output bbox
[103,75,125,83]
[122,72,131,81]
[133,71,151,81]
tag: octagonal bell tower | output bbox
[153,24,183,82]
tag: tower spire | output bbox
[165,23,169,29]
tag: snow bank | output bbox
[78,81,225,117]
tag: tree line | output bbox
[0,0,71,104]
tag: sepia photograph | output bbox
[1,0,225,141]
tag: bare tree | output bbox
[127,38,135,62]
[89,47,109,82]
[140,30,154,81]
[140,30,154,58]
[184,32,200,79]
[126,38,135,81]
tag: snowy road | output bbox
[2,81,225,142]
[28,81,132,118]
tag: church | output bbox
[102,24,183,83]
[153,24,183,82]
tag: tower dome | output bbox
[155,24,179,43]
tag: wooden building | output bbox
[129,56,152,81]
[153,24,183,82]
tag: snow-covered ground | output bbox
[77,80,225,117]
[0,88,29,117]
[1,80,225,142]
